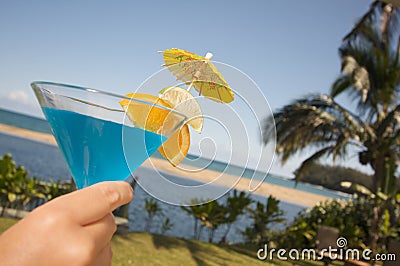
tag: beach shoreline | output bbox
[0,123,331,207]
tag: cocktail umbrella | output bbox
[161,48,234,103]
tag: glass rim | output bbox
[31,81,189,121]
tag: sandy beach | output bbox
[0,123,330,207]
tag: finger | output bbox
[84,213,116,253]
[92,242,113,266]
[51,181,133,225]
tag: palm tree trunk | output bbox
[370,156,385,262]
[1,203,6,217]
[372,158,384,193]
[208,227,216,243]
[193,218,198,239]
[145,215,153,232]
[370,199,381,265]
[220,223,232,243]
[198,225,203,240]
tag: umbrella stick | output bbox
[187,79,196,91]
[186,52,212,92]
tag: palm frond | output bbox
[343,1,380,41]
[380,1,400,44]
[344,1,400,44]
[264,94,368,165]
[335,21,400,120]
[377,104,400,138]
[331,75,352,98]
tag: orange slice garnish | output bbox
[120,93,190,166]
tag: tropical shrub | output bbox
[143,198,163,232]
[142,196,175,234]
[181,199,226,242]
[160,217,174,234]
[0,153,73,216]
[242,195,285,245]
[276,196,400,252]
[181,198,206,240]
[0,154,45,214]
[182,190,252,243]
[220,190,252,243]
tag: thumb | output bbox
[52,181,133,225]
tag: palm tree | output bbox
[220,190,252,243]
[242,196,285,245]
[181,198,206,239]
[143,198,162,232]
[199,200,227,243]
[333,1,400,194]
[343,1,399,45]
[263,1,400,254]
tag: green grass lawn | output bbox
[0,217,343,266]
[0,217,18,233]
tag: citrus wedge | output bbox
[120,93,190,167]
[120,93,171,132]
[159,86,203,133]
[158,124,190,167]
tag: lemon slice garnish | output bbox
[120,93,190,167]
[159,86,203,134]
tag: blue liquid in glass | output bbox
[42,108,167,188]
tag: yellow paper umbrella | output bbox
[162,48,234,103]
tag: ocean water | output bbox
[0,108,348,242]
[0,108,52,134]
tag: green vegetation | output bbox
[144,198,163,232]
[242,196,285,245]
[279,198,374,250]
[221,190,252,243]
[142,197,175,234]
[263,1,400,252]
[180,193,285,244]
[299,162,375,194]
[0,153,73,216]
[240,195,400,254]
[0,217,18,233]
[112,233,270,266]
[160,217,173,235]
[181,190,252,243]
[230,194,389,256]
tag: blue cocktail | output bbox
[32,82,186,189]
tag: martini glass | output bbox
[31,81,187,189]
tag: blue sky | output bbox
[0,0,372,177]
